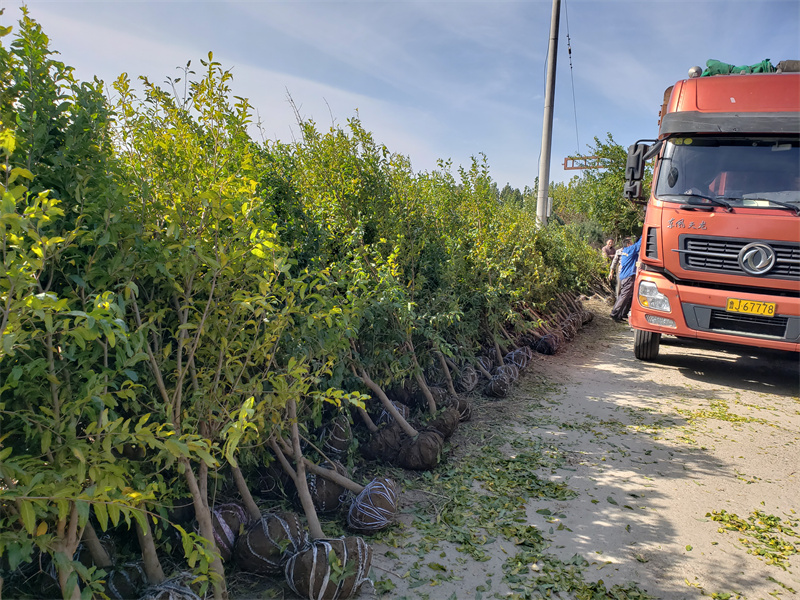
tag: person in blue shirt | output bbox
[608,235,642,323]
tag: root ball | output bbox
[347,477,399,533]
[235,511,309,575]
[396,431,444,470]
[285,536,372,600]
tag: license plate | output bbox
[726,298,776,317]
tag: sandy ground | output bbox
[365,299,800,600]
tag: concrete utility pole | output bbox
[536,0,560,226]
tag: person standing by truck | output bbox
[608,237,631,298]
[601,239,616,263]
[609,235,642,323]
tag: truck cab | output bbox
[624,69,800,360]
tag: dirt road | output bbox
[368,300,800,599]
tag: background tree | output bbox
[551,134,651,243]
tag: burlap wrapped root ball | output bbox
[493,363,519,383]
[477,355,494,376]
[485,373,511,398]
[486,363,519,399]
[321,413,353,458]
[453,395,473,422]
[103,563,146,600]
[425,364,447,389]
[534,333,560,355]
[360,423,407,463]
[255,460,293,500]
[504,347,532,371]
[412,385,448,411]
[396,430,444,470]
[581,309,594,325]
[166,496,196,524]
[306,460,350,514]
[347,477,399,533]
[140,573,202,600]
[385,380,414,405]
[376,401,410,428]
[211,502,250,562]
[428,385,450,408]
[235,511,309,575]
[285,536,373,600]
[454,363,479,393]
[561,316,579,340]
[425,406,460,440]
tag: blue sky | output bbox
[3,0,799,190]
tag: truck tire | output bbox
[633,329,661,361]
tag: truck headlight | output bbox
[638,280,671,312]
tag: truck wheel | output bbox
[633,329,661,361]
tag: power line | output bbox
[564,0,580,153]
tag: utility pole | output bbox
[536,0,560,226]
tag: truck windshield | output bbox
[655,137,800,210]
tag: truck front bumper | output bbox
[629,272,800,352]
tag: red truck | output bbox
[623,64,800,360]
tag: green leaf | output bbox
[108,503,121,527]
[19,502,36,535]
[94,502,109,531]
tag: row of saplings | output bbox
[11,294,592,600]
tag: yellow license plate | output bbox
[726,298,776,317]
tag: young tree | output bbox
[1,12,173,598]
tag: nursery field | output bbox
[6,11,796,600]
[340,299,798,600]
[2,12,610,600]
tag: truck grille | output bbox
[645,227,658,259]
[679,235,800,281]
[708,309,789,338]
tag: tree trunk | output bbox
[231,464,261,522]
[277,437,365,495]
[493,338,504,365]
[182,458,228,600]
[358,368,418,437]
[499,324,515,344]
[55,503,86,600]
[435,351,458,399]
[412,370,437,414]
[303,459,364,495]
[135,513,166,585]
[287,398,325,540]
[405,341,437,414]
[474,358,492,379]
[82,521,113,569]
[357,406,379,433]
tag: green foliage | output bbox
[1,9,609,597]
[0,12,177,598]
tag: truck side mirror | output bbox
[624,140,659,201]
[626,143,648,181]
[624,179,643,200]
